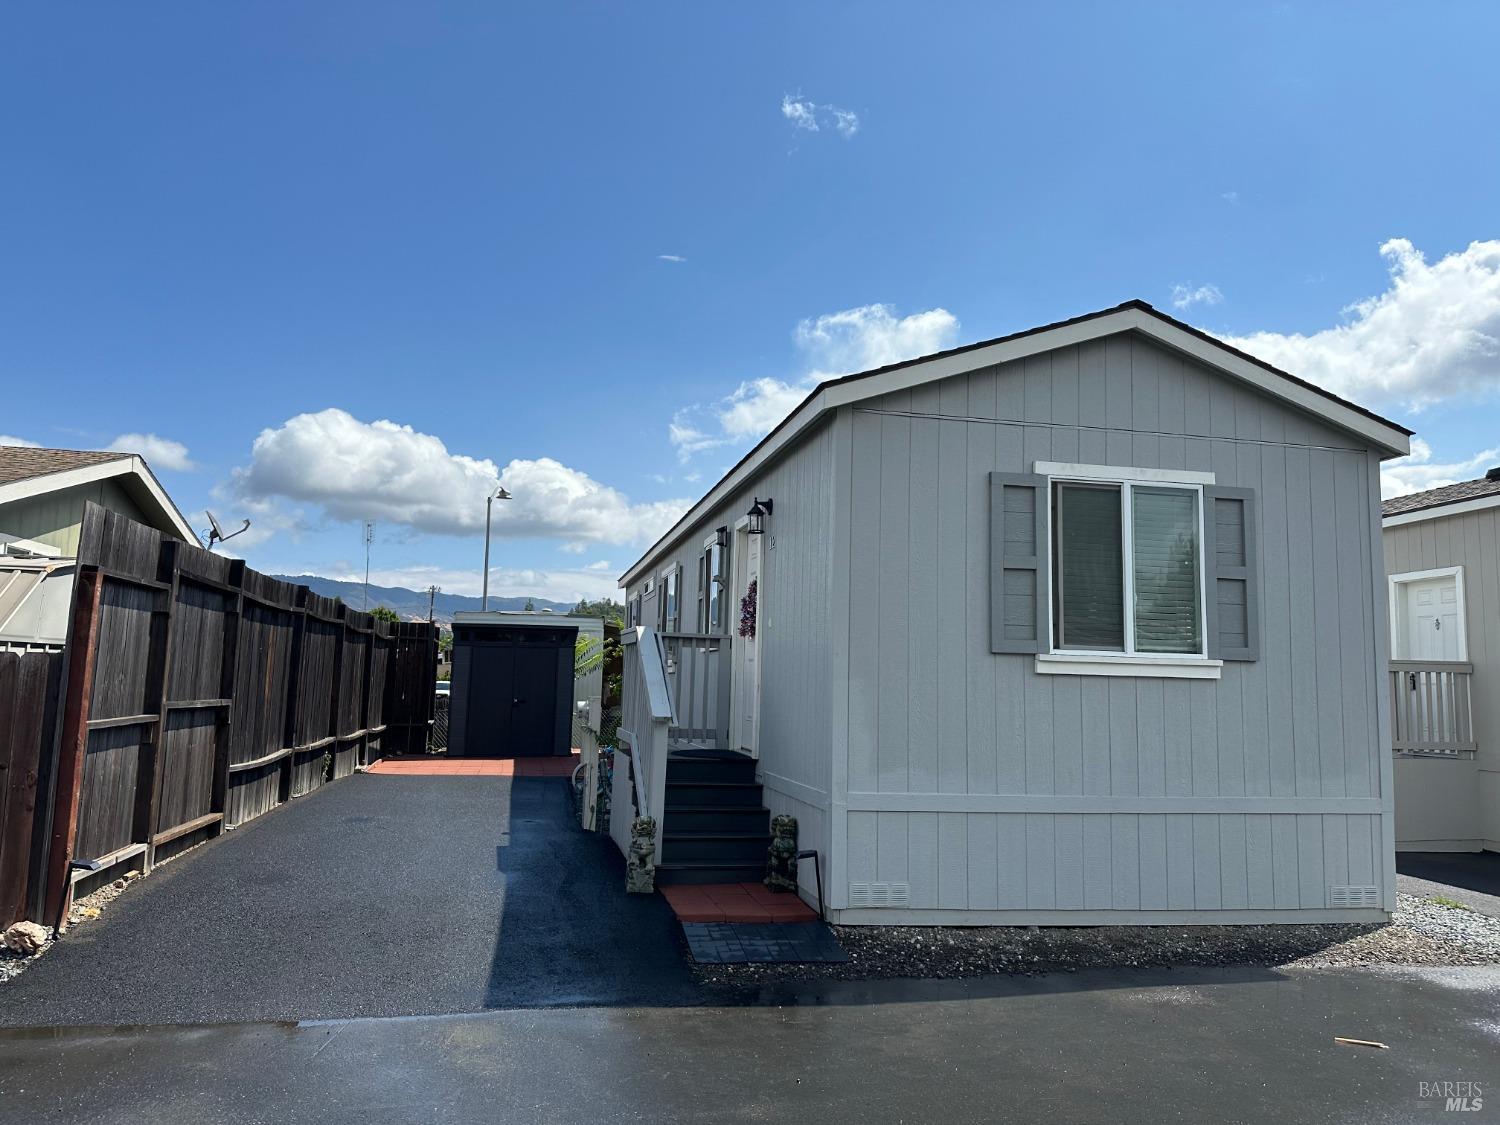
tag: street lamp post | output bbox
[482,485,512,611]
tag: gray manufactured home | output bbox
[1383,475,1500,853]
[616,300,1411,925]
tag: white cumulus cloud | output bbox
[232,409,688,547]
[1380,438,1500,499]
[1170,283,1223,312]
[106,432,195,471]
[657,254,686,263]
[671,303,959,460]
[780,94,860,138]
[1222,239,1500,412]
[830,107,860,138]
[781,95,820,131]
[0,435,40,448]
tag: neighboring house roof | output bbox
[1382,472,1500,525]
[0,447,130,486]
[0,445,200,545]
[621,299,1414,587]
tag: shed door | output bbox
[507,639,561,756]
[465,645,517,755]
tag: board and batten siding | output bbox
[1384,507,1500,851]
[0,478,148,555]
[624,420,836,899]
[836,332,1393,922]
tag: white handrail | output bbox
[617,626,675,862]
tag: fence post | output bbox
[43,567,103,929]
[329,603,345,780]
[211,560,246,830]
[136,540,181,869]
[282,589,308,803]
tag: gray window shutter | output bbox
[1203,486,1259,661]
[990,472,1048,654]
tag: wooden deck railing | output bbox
[1390,660,1476,756]
[614,627,674,861]
[659,631,732,749]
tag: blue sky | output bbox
[3,2,1498,604]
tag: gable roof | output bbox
[0,446,130,486]
[1383,473,1500,522]
[0,445,200,545]
[621,299,1413,587]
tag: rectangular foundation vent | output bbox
[1328,884,1381,908]
[848,882,910,908]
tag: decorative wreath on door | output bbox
[738,579,757,639]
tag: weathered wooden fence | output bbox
[3,503,437,927]
[0,650,64,925]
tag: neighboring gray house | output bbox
[1383,473,1500,854]
[617,300,1410,925]
[0,446,198,651]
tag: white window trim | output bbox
[1034,462,1216,486]
[659,564,680,632]
[1038,462,1219,680]
[1388,565,1468,662]
[1036,653,1224,679]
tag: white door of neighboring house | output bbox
[1400,575,1463,662]
[731,524,762,756]
[1390,567,1467,745]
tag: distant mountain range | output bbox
[270,575,575,623]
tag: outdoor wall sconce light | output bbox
[746,497,773,535]
[714,526,730,547]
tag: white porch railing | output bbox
[1390,660,1477,756]
[614,627,674,861]
[659,631,732,749]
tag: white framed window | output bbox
[659,564,680,632]
[699,530,729,634]
[1035,463,1221,679]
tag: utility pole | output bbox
[362,521,375,610]
[427,584,439,624]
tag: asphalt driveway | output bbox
[0,774,701,1026]
[1397,851,1500,917]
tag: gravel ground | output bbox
[693,893,1500,989]
[0,870,142,985]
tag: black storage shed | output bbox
[448,616,581,757]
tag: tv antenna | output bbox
[203,510,251,551]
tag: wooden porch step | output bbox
[663,805,770,833]
[664,780,763,807]
[665,755,756,784]
[661,831,772,864]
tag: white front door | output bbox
[1402,575,1462,662]
[731,527,762,755]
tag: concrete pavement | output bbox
[2,966,1497,1123]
